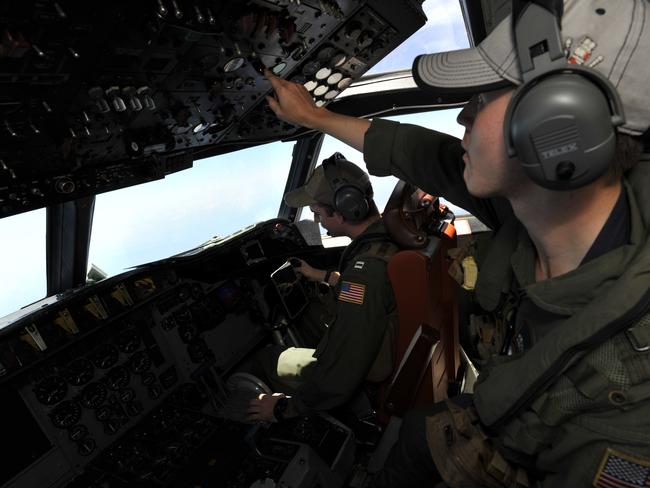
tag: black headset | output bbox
[322,152,372,222]
[504,0,625,190]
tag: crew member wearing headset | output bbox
[262,0,650,485]
[247,153,399,423]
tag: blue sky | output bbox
[0,0,469,319]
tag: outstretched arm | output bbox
[265,69,370,152]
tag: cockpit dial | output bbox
[105,365,130,390]
[90,344,120,369]
[34,376,68,405]
[50,400,82,429]
[63,358,95,386]
[80,382,108,409]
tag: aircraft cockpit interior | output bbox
[0,1,499,487]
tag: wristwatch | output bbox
[273,396,290,422]
[323,270,332,285]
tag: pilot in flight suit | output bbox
[247,153,399,421]
[261,0,650,485]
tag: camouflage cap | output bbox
[284,155,371,208]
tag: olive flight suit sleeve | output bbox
[364,118,514,230]
[291,257,394,413]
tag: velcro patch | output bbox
[354,261,365,270]
[339,281,366,305]
[593,448,650,487]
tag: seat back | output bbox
[377,181,460,419]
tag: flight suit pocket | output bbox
[426,401,530,488]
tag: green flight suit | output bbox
[263,219,398,414]
[364,118,650,486]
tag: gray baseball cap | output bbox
[413,0,649,136]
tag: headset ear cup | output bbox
[335,186,369,222]
[508,72,617,190]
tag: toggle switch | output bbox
[105,86,127,112]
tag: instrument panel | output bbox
[0,0,426,218]
[0,219,352,488]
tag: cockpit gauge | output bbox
[77,437,96,456]
[90,344,119,369]
[63,358,95,386]
[95,405,112,422]
[302,60,321,77]
[117,329,141,354]
[80,382,108,409]
[34,376,68,405]
[68,424,88,441]
[141,372,157,386]
[223,56,245,73]
[128,351,152,374]
[119,388,135,403]
[105,365,130,390]
[50,400,82,429]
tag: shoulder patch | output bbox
[339,281,366,305]
[354,261,365,270]
[593,448,650,487]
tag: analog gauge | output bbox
[141,372,156,386]
[126,401,143,417]
[178,324,196,344]
[78,437,96,456]
[68,424,88,441]
[80,382,108,409]
[50,400,81,429]
[327,72,343,85]
[337,77,353,90]
[119,388,135,403]
[148,385,163,399]
[34,376,68,405]
[315,100,326,108]
[64,358,95,386]
[303,80,318,92]
[95,405,112,421]
[128,351,151,374]
[272,62,287,75]
[302,60,321,77]
[117,329,141,354]
[332,53,347,68]
[316,46,336,62]
[324,90,340,100]
[90,344,119,369]
[104,419,121,435]
[223,56,245,73]
[315,67,332,81]
[313,85,328,97]
[105,365,130,390]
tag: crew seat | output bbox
[377,180,461,422]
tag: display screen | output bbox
[270,262,309,319]
[0,386,52,485]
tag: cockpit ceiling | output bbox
[0,0,426,219]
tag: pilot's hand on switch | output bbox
[247,392,285,422]
[264,69,321,129]
[290,258,322,282]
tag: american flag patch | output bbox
[593,448,650,487]
[339,281,366,305]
